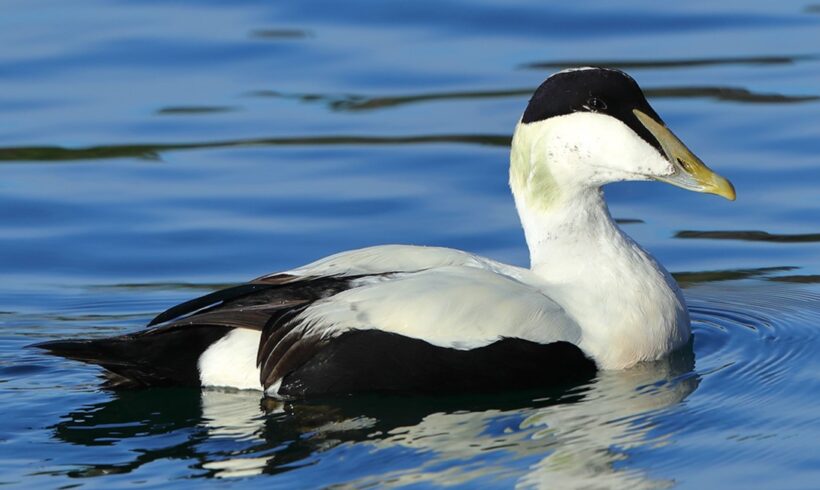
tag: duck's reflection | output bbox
[52,347,697,485]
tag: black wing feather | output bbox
[256,304,309,367]
[149,275,360,329]
[148,283,274,327]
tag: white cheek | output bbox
[549,113,672,181]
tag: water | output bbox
[1,0,819,487]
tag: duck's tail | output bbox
[32,325,232,388]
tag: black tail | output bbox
[32,325,231,388]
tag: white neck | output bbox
[510,146,690,369]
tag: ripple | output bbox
[673,266,797,286]
[0,134,510,163]
[647,86,819,104]
[248,29,312,40]
[769,274,820,283]
[156,106,237,115]
[676,230,820,243]
[0,363,49,376]
[519,54,818,70]
[688,284,820,407]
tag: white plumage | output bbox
[297,265,581,350]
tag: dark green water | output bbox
[2,0,819,488]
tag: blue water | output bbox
[2,0,820,488]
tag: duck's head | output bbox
[510,67,735,209]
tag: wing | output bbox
[147,245,495,331]
[260,244,502,279]
[258,266,582,390]
[147,275,354,329]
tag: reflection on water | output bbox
[45,282,820,485]
[52,349,697,486]
[38,282,820,486]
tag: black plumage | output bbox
[35,325,231,388]
[278,331,596,397]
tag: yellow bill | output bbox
[634,109,736,201]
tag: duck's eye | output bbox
[585,97,607,112]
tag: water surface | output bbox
[1,0,819,488]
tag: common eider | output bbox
[35,68,735,397]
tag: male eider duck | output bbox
[35,68,735,397]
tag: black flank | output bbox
[279,330,597,397]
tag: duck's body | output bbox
[36,68,734,397]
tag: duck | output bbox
[35,68,735,398]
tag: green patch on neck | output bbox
[509,125,560,211]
